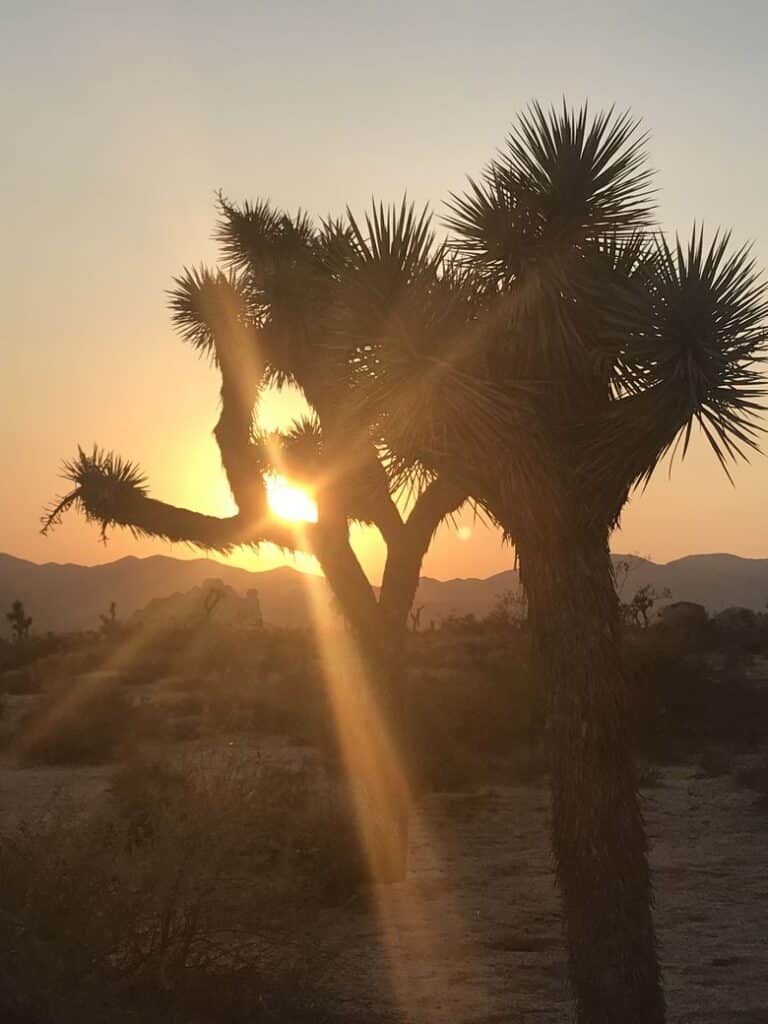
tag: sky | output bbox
[2,1,768,583]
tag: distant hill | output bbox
[610,553,768,615]
[415,553,768,624]
[0,553,331,634]
[2,550,768,637]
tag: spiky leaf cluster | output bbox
[43,447,149,541]
[357,103,768,532]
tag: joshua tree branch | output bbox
[313,513,380,639]
[583,376,759,522]
[211,320,271,520]
[377,476,466,634]
[42,447,310,554]
[403,476,466,551]
[109,493,311,552]
[344,448,403,544]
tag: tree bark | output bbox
[366,522,446,881]
[353,625,410,884]
[518,526,665,1024]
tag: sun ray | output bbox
[283,510,475,1019]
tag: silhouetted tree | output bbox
[622,584,672,628]
[6,599,32,642]
[99,600,119,637]
[613,558,632,596]
[43,199,464,881]
[340,106,767,1022]
[42,103,768,1020]
[409,605,423,631]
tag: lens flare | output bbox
[266,475,318,523]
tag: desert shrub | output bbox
[0,633,66,673]
[438,612,484,635]
[0,753,369,1024]
[0,665,42,696]
[14,675,135,765]
[712,607,761,659]
[109,752,366,902]
[624,632,710,748]
[111,623,326,742]
[624,628,768,753]
[109,757,192,846]
[404,646,543,791]
[7,638,113,694]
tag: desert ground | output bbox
[2,717,765,1024]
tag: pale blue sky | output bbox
[2,1,768,578]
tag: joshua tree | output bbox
[43,198,464,880]
[622,583,672,628]
[341,106,767,1021]
[99,599,119,636]
[42,104,767,1019]
[409,604,424,631]
[6,599,32,642]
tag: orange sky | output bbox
[2,3,768,581]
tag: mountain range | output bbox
[2,550,767,637]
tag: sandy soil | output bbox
[1,744,766,1023]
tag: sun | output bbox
[266,475,319,523]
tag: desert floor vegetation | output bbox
[2,610,768,1021]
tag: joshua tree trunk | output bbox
[344,532,423,884]
[518,525,665,1024]
[355,628,410,883]
[319,529,418,884]
[364,533,432,880]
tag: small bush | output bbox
[14,676,135,765]
[623,628,768,754]
[109,752,366,903]
[1,666,42,696]
[0,753,368,1023]
[109,757,192,846]
[0,633,65,674]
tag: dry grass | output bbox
[0,749,369,1023]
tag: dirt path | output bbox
[325,764,768,1023]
